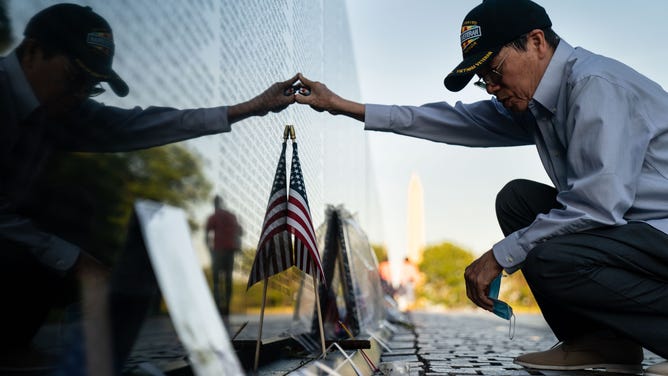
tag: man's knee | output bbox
[523,238,596,300]
[495,179,532,213]
[522,243,550,287]
[524,241,574,286]
[496,179,543,235]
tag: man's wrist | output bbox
[330,96,365,121]
[492,233,525,274]
[227,100,256,124]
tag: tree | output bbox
[40,144,212,265]
[417,241,539,311]
[371,243,388,263]
[418,242,475,308]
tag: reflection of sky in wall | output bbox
[7,0,380,265]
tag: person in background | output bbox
[397,257,420,311]
[205,195,243,316]
[377,258,394,296]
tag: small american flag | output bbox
[287,142,325,285]
[247,141,294,289]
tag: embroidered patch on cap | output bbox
[454,50,493,74]
[460,23,481,53]
[86,31,114,56]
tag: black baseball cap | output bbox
[24,3,129,97]
[443,0,551,92]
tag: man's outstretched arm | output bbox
[228,73,300,124]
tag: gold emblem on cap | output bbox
[454,51,494,74]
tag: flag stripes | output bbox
[247,142,293,289]
[256,191,289,247]
[248,231,292,287]
[287,142,326,285]
[288,193,319,264]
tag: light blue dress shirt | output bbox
[365,40,668,273]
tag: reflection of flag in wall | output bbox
[247,141,294,289]
[287,142,325,285]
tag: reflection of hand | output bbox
[464,249,502,312]
[73,251,111,286]
[253,73,301,115]
[74,251,113,374]
[73,251,111,329]
[227,74,300,123]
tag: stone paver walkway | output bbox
[118,310,665,375]
[380,310,664,376]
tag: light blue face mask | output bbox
[488,274,515,339]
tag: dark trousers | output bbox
[0,185,92,352]
[0,204,158,374]
[496,179,668,359]
[0,243,78,350]
[211,250,235,315]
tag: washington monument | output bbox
[406,173,425,264]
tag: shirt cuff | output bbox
[364,104,392,131]
[492,232,527,274]
[204,106,231,133]
[41,236,81,273]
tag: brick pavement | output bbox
[380,310,664,376]
[119,310,665,375]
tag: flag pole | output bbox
[254,277,269,372]
[254,126,292,372]
[288,124,325,356]
[290,125,326,356]
[312,263,327,357]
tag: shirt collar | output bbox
[1,51,41,122]
[532,40,575,115]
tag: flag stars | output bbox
[290,143,308,200]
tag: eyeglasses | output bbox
[88,83,105,97]
[66,57,106,97]
[473,51,509,90]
